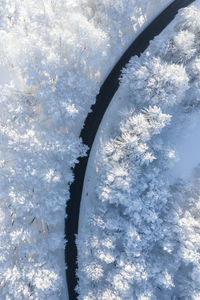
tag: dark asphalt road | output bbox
[65,1,195,299]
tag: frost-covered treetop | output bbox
[77,4,200,299]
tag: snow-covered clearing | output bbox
[77,2,200,299]
[168,111,200,182]
[0,0,174,299]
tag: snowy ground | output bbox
[77,1,200,299]
[168,111,200,182]
[78,84,128,232]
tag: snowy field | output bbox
[0,1,174,299]
[77,1,200,299]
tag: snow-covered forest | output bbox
[0,0,174,299]
[77,2,200,299]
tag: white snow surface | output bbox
[168,111,200,181]
[78,2,200,299]
[0,0,174,299]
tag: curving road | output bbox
[65,0,195,299]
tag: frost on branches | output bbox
[77,4,200,299]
